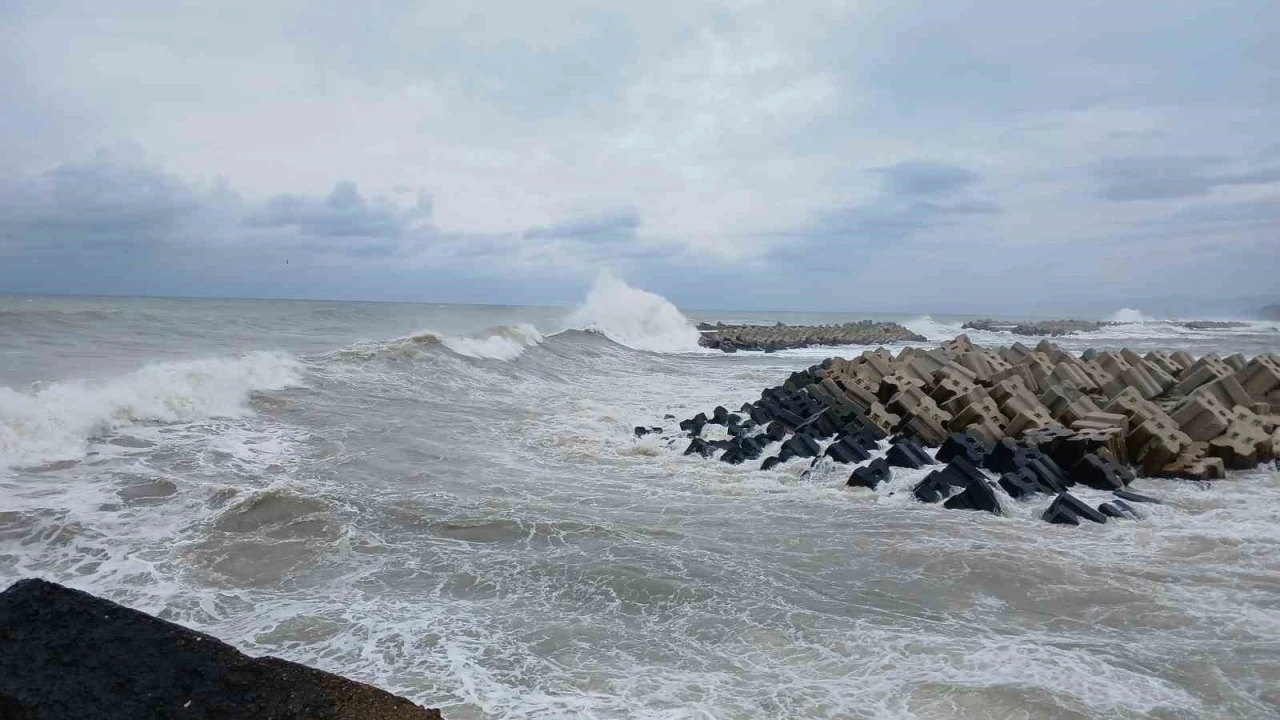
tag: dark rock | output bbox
[1071,452,1135,491]
[824,437,872,464]
[943,479,1002,515]
[1113,489,1162,504]
[749,405,774,425]
[912,472,952,503]
[847,458,892,490]
[936,432,993,466]
[783,434,822,459]
[663,414,676,420]
[939,456,986,489]
[997,468,1041,499]
[1043,492,1107,525]
[634,426,662,438]
[0,578,443,720]
[711,406,730,424]
[684,438,713,457]
[1098,501,1141,520]
[760,456,782,471]
[765,421,788,443]
[885,439,935,469]
[1041,500,1081,525]
[840,424,880,454]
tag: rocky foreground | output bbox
[0,579,443,720]
[697,321,926,352]
[660,335,1280,526]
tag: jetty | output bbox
[669,334,1280,526]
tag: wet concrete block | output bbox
[760,455,782,471]
[847,457,892,490]
[1043,492,1107,525]
[961,419,1005,446]
[998,468,1042,499]
[1114,489,1161,504]
[1098,501,1141,520]
[885,438,935,469]
[901,414,950,447]
[825,436,872,464]
[1071,452,1135,491]
[783,433,822,459]
[943,478,1002,514]
[936,432,994,465]
[912,471,952,503]
[1224,353,1247,372]
[0,579,444,720]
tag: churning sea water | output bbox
[2,276,1279,719]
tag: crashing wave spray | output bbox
[566,271,702,353]
[1106,308,1159,323]
[0,351,304,469]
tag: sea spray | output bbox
[566,271,702,353]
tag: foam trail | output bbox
[442,324,545,361]
[566,271,702,353]
[0,351,304,469]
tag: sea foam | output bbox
[0,351,304,469]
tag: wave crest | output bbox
[566,271,702,353]
[0,351,304,469]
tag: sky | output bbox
[1,0,1278,315]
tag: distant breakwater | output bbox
[961,318,1251,337]
[658,333,1279,527]
[696,321,927,353]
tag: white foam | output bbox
[566,271,702,353]
[1106,307,1166,324]
[903,315,965,342]
[441,324,545,361]
[0,351,304,469]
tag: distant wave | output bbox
[564,271,702,353]
[1105,308,1159,323]
[0,352,304,469]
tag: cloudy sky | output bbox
[2,0,1277,314]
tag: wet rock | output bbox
[0,578,443,720]
[1071,452,1135,491]
[1043,492,1107,525]
[943,479,1002,515]
[912,472,952,503]
[1113,489,1162,504]
[935,432,992,466]
[885,438,935,469]
[684,438,713,457]
[997,468,1041,499]
[783,434,822,459]
[760,455,782,471]
[698,321,927,353]
[824,437,872,464]
[847,457,892,490]
[1098,501,1141,520]
[634,426,663,438]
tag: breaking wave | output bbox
[564,271,702,353]
[1106,308,1160,323]
[441,324,545,361]
[0,351,304,469]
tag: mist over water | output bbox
[2,281,1279,719]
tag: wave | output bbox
[1105,308,1159,324]
[564,271,702,353]
[0,351,304,469]
[441,324,545,361]
[902,315,968,342]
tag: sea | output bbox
[2,274,1279,719]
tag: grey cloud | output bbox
[874,161,979,197]
[1095,155,1280,202]
[523,209,641,242]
